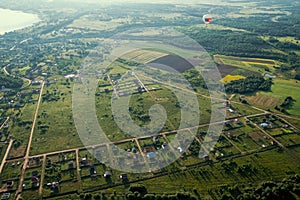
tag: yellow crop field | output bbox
[221,74,245,83]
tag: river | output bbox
[0,8,40,35]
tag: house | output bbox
[260,123,269,129]
[204,155,210,161]
[48,182,59,191]
[68,161,74,169]
[232,118,239,123]
[1,193,10,200]
[120,173,128,180]
[104,171,111,178]
[177,147,183,153]
[227,132,233,139]
[81,158,87,165]
[6,181,14,188]
[131,147,137,153]
[31,176,39,187]
[32,170,38,177]
[162,142,168,150]
[153,136,159,143]
[89,165,96,176]
[32,80,41,85]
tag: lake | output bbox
[0,8,40,35]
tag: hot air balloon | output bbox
[202,14,213,25]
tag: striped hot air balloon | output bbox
[202,14,213,25]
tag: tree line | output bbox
[225,75,272,94]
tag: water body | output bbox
[0,8,40,35]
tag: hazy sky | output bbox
[47,0,224,4]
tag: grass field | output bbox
[69,16,128,31]
[261,80,300,116]
[30,78,83,155]
[245,93,282,109]
[120,49,168,64]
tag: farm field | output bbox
[220,74,245,83]
[260,81,300,116]
[214,54,278,74]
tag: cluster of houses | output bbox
[109,72,147,97]
[78,152,129,182]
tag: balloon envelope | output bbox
[202,14,213,24]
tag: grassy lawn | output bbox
[20,189,40,200]
[261,80,300,116]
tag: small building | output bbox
[6,181,14,188]
[131,147,137,153]
[204,155,210,161]
[49,182,59,191]
[177,147,183,153]
[228,108,234,113]
[120,173,128,180]
[232,118,239,123]
[81,158,87,165]
[162,142,168,150]
[104,171,111,178]
[31,176,39,187]
[153,136,159,143]
[32,170,38,177]
[227,133,233,139]
[68,161,74,169]
[32,80,41,85]
[89,165,96,176]
[1,193,10,200]
[260,123,269,129]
